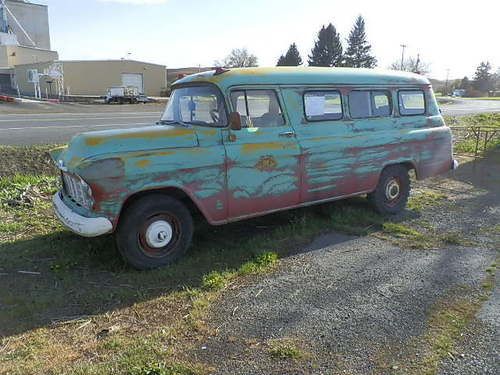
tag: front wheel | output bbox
[368,165,410,215]
[115,194,193,270]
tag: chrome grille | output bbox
[62,172,89,207]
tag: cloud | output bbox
[98,0,168,4]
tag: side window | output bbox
[304,91,343,121]
[371,91,391,117]
[349,90,392,119]
[349,91,371,118]
[398,90,425,115]
[230,89,285,128]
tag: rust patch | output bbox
[85,137,103,146]
[241,142,283,154]
[255,155,278,172]
[136,159,151,168]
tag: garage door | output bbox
[121,73,144,93]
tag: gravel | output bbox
[191,153,499,374]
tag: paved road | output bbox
[0,98,499,145]
[439,98,500,116]
[0,111,161,145]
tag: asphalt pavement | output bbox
[0,98,499,145]
[439,98,500,116]
[0,110,161,145]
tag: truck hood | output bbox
[51,125,198,170]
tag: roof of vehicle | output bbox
[173,67,431,90]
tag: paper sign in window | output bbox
[306,96,326,116]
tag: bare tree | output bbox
[390,55,430,75]
[215,48,258,68]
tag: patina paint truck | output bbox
[51,67,457,269]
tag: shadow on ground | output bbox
[0,199,360,338]
[0,151,497,339]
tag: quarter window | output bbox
[230,90,285,128]
[349,90,392,119]
[304,91,343,121]
[398,90,425,115]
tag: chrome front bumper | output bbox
[53,192,113,237]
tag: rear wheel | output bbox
[115,194,193,270]
[368,165,410,215]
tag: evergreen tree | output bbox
[459,76,470,90]
[277,55,287,66]
[308,23,343,67]
[277,43,303,66]
[344,15,377,68]
[473,61,493,92]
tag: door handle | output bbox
[279,131,295,138]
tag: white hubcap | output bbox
[385,178,400,200]
[145,220,173,248]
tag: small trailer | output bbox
[104,86,143,104]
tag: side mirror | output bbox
[229,112,242,131]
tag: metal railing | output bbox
[449,126,499,157]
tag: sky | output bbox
[34,0,499,80]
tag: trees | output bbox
[473,61,493,92]
[343,15,376,68]
[277,43,303,66]
[389,55,430,75]
[459,76,471,90]
[308,23,343,67]
[216,48,258,68]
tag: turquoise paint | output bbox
[52,67,453,230]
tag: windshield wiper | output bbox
[156,120,191,128]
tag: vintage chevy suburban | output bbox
[51,67,457,269]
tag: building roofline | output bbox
[13,58,167,69]
[60,59,166,68]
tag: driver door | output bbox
[222,88,301,220]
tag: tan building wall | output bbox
[14,60,167,97]
[62,60,166,96]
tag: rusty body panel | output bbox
[52,67,454,235]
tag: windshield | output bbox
[161,85,227,127]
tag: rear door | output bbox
[121,73,144,93]
[222,87,301,220]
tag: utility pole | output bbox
[415,54,421,74]
[444,68,450,96]
[400,44,407,70]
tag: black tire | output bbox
[115,194,193,270]
[368,165,410,215]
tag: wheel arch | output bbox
[115,186,209,228]
[381,160,418,178]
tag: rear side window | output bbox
[398,90,425,115]
[349,90,392,119]
[304,91,343,121]
[230,89,285,128]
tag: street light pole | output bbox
[400,44,407,70]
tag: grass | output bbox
[461,96,500,101]
[408,189,448,212]
[268,339,306,361]
[377,262,497,375]
[445,113,500,129]
[0,144,59,177]
[444,114,500,155]
[0,144,489,374]
[0,144,391,374]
